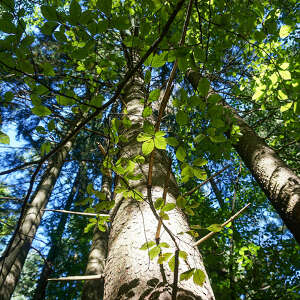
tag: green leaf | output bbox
[151,52,167,68]
[280,62,289,70]
[279,25,292,38]
[157,252,172,264]
[184,207,195,216]
[161,203,176,212]
[87,183,94,195]
[194,134,205,144]
[207,94,221,104]
[41,6,58,21]
[98,223,106,232]
[142,139,154,155]
[176,111,188,126]
[168,255,176,272]
[154,135,167,150]
[278,90,288,100]
[41,141,51,156]
[31,105,52,117]
[140,241,156,250]
[137,132,152,142]
[41,62,55,76]
[193,158,208,167]
[197,78,210,97]
[47,119,55,131]
[180,269,195,281]
[0,131,10,144]
[158,242,170,248]
[209,135,226,143]
[280,102,292,112]
[148,89,160,102]
[207,224,223,232]
[0,20,16,33]
[70,0,81,23]
[166,137,179,147]
[4,91,14,102]
[56,95,75,106]
[112,16,130,30]
[40,21,59,35]
[178,251,188,260]
[145,70,151,84]
[154,198,164,210]
[142,106,152,117]
[149,246,161,260]
[193,269,206,286]
[159,211,169,220]
[96,0,112,15]
[176,146,186,162]
[36,126,47,134]
[193,168,207,180]
[279,70,291,80]
[176,196,187,208]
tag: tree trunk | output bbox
[103,67,215,299]
[32,163,83,300]
[81,173,111,300]
[0,140,73,299]
[187,70,300,243]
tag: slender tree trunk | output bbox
[81,172,111,300]
[103,64,215,299]
[0,140,73,299]
[32,164,83,300]
[187,70,300,243]
[203,166,223,208]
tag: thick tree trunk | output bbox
[103,69,215,299]
[0,140,72,299]
[81,173,111,300]
[32,164,82,300]
[187,70,300,243]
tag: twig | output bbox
[48,274,103,281]
[172,249,179,300]
[155,159,172,242]
[0,160,41,176]
[193,203,251,247]
[184,165,230,196]
[43,209,109,218]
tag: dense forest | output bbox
[0,0,299,299]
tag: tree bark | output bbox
[0,140,73,299]
[187,70,300,244]
[81,173,111,300]
[32,163,83,300]
[103,67,215,299]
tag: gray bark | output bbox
[81,173,111,300]
[187,70,300,244]
[0,140,72,299]
[32,164,82,300]
[103,69,215,299]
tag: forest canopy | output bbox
[0,0,299,299]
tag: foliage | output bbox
[0,0,299,298]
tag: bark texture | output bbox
[103,68,215,299]
[81,173,111,300]
[0,140,72,300]
[33,164,82,300]
[187,70,300,243]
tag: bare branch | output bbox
[43,209,109,218]
[48,274,103,281]
[193,203,251,247]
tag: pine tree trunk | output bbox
[32,163,82,300]
[0,140,72,299]
[187,70,300,243]
[81,173,111,300]
[103,68,215,299]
